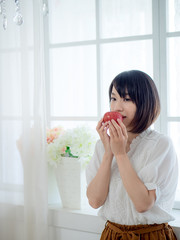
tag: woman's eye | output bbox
[110,97,116,101]
[124,98,131,102]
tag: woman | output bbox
[86,70,178,239]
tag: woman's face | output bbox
[110,86,137,131]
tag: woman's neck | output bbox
[127,132,139,145]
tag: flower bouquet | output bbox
[47,125,97,167]
[46,126,65,204]
[46,126,64,144]
[47,125,97,209]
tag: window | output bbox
[1,0,179,206]
[46,0,180,206]
[0,0,34,202]
[166,0,180,207]
[0,0,24,192]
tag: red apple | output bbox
[103,112,123,123]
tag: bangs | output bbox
[109,72,137,103]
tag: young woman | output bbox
[86,70,178,240]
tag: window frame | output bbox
[44,0,180,207]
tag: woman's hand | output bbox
[96,118,113,157]
[109,119,128,156]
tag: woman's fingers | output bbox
[96,119,105,133]
[96,118,109,138]
[96,118,127,139]
[110,119,123,137]
[117,119,128,139]
[109,120,119,138]
[96,118,103,131]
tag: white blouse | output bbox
[86,129,178,225]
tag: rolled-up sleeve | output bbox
[138,136,178,203]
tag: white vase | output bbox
[55,157,87,209]
[48,165,61,205]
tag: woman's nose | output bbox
[114,100,123,112]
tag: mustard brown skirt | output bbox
[100,221,177,240]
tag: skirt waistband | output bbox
[106,221,169,235]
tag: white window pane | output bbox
[167,0,180,32]
[0,1,20,49]
[1,121,23,185]
[168,122,180,194]
[0,0,33,48]
[49,0,96,43]
[50,46,97,117]
[0,51,34,117]
[100,40,153,114]
[50,121,97,131]
[28,52,35,117]
[100,0,152,38]
[0,53,22,116]
[167,37,180,117]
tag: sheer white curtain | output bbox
[0,0,48,240]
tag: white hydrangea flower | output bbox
[47,125,98,167]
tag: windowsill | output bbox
[0,202,180,238]
[48,204,180,238]
[48,204,105,234]
[171,208,180,228]
[49,204,180,226]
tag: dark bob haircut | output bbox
[109,70,161,134]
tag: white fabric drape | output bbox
[0,0,48,240]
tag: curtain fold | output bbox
[0,0,48,239]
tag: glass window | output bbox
[100,0,152,38]
[1,121,23,185]
[0,1,20,49]
[168,122,180,194]
[166,0,180,204]
[49,0,96,43]
[100,40,153,114]
[47,0,180,206]
[167,0,180,32]
[50,45,97,117]
[167,37,180,117]
[1,53,22,117]
[50,121,97,131]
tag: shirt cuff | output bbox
[144,182,159,202]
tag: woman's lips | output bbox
[122,116,126,121]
